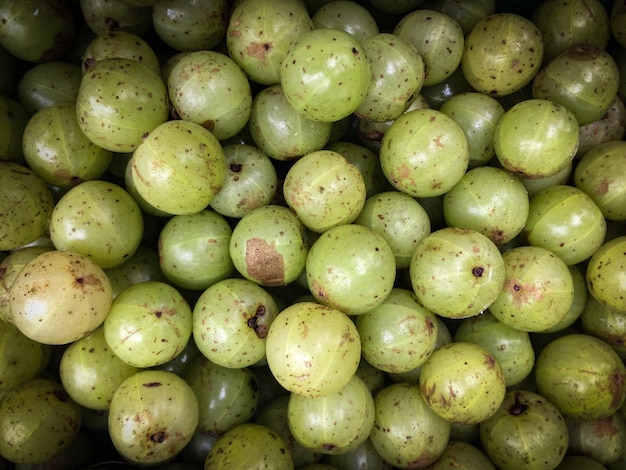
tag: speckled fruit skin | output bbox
[0,162,54,251]
[355,33,425,122]
[419,341,506,425]
[79,0,152,36]
[183,355,259,435]
[227,0,313,85]
[0,378,82,465]
[532,44,620,126]
[443,166,529,246]
[454,311,534,387]
[76,58,169,153]
[229,204,308,287]
[288,374,375,455]
[204,423,294,469]
[581,295,626,360]
[523,185,606,266]
[586,235,626,314]
[429,441,495,470]
[574,140,626,221]
[168,50,252,140]
[394,9,464,87]
[49,180,144,269]
[59,326,138,410]
[306,224,396,315]
[152,0,228,52]
[265,301,361,398]
[22,103,113,188]
[280,28,371,122]
[531,0,609,63]
[535,334,626,420]
[461,13,543,97]
[479,390,569,470]
[494,99,580,179]
[0,320,50,392]
[81,30,160,74]
[158,210,234,291]
[18,61,82,115]
[356,288,438,374]
[410,227,506,319]
[566,413,626,465]
[192,277,279,368]
[103,281,192,368]
[108,370,199,465]
[370,382,451,469]
[379,108,469,198]
[283,150,366,233]
[130,119,226,216]
[488,245,574,332]
[9,250,112,345]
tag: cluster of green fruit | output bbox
[2,0,626,468]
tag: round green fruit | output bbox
[265,301,361,398]
[586,235,626,313]
[280,28,371,122]
[108,370,199,465]
[0,321,50,392]
[535,334,626,420]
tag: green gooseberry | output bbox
[577,95,626,159]
[283,149,366,233]
[312,1,379,43]
[49,180,144,269]
[454,311,535,387]
[355,190,431,269]
[355,32,425,122]
[0,162,54,251]
[248,84,331,161]
[380,108,469,198]
[566,413,626,465]
[0,378,82,465]
[167,50,252,140]
[59,326,138,410]
[280,28,371,123]
[152,0,228,52]
[394,9,464,87]
[265,301,361,398]
[193,277,279,368]
[559,455,608,470]
[287,375,375,455]
[461,13,543,97]
[531,0,610,63]
[79,0,152,36]
[370,382,451,468]
[581,295,626,360]
[81,30,160,74]
[489,245,574,332]
[424,0,496,35]
[443,166,529,245]
[18,61,82,115]
[9,250,113,345]
[158,210,234,291]
[204,423,293,469]
[104,281,192,368]
[419,341,506,425]
[104,245,165,299]
[0,0,75,63]
[427,440,495,470]
[494,98,580,179]
[540,264,588,333]
[523,185,607,266]
[326,141,389,198]
[356,287,438,374]
[323,437,393,470]
[22,103,113,188]
[0,95,29,164]
[130,119,226,216]
[586,235,626,314]
[479,390,569,470]
[535,334,626,420]
[410,227,505,319]
[532,44,619,126]
[0,321,51,392]
[226,0,313,85]
[306,224,396,315]
[439,92,505,168]
[108,370,199,465]
[76,58,169,153]
[183,355,258,436]
[574,140,626,221]
[209,144,278,218]
[229,204,308,287]
[518,161,573,198]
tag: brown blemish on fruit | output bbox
[247,305,268,338]
[472,266,485,277]
[596,178,610,196]
[509,392,528,415]
[202,120,215,132]
[150,430,167,443]
[143,382,163,388]
[504,277,543,305]
[590,415,620,438]
[74,274,100,288]
[246,42,272,59]
[245,238,285,286]
[484,353,497,369]
[609,368,626,410]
